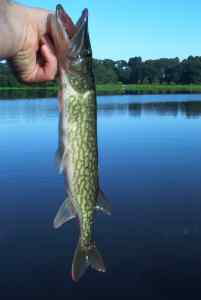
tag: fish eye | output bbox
[70,55,86,72]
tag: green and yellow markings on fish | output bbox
[50,4,111,281]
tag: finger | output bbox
[40,35,57,62]
[19,35,57,83]
[9,42,38,83]
[32,35,58,82]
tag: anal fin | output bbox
[53,197,76,229]
[96,190,111,215]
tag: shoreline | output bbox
[1,84,201,99]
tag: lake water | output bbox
[1,94,201,299]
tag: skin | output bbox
[0,0,58,82]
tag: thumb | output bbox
[35,35,58,82]
[26,35,58,82]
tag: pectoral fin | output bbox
[53,197,76,229]
[96,190,111,215]
[55,149,68,174]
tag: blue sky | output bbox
[18,0,201,61]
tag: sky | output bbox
[18,0,201,61]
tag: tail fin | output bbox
[72,239,106,282]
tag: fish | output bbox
[50,4,111,281]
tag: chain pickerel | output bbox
[50,5,111,281]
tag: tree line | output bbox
[94,56,201,84]
[1,55,201,86]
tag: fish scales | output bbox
[63,83,98,248]
[50,4,111,281]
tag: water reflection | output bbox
[2,98,201,121]
[1,94,201,298]
[99,101,201,118]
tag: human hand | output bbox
[0,1,57,83]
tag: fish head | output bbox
[50,4,93,79]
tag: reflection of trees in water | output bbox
[136,102,179,116]
[180,102,201,117]
[0,99,57,121]
[98,101,201,118]
[2,93,201,119]
[126,104,142,116]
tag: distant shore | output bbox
[97,84,201,95]
[1,84,201,99]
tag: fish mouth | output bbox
[54,4,90,54]
[56,4,88,37]
[55,4,77,39]
[50,4,91,71]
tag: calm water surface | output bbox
[1,94,201,299]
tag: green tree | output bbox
[114,60,131,83]
[93,59,118,84]
[180,56,201,83]
[128,57,143,83]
